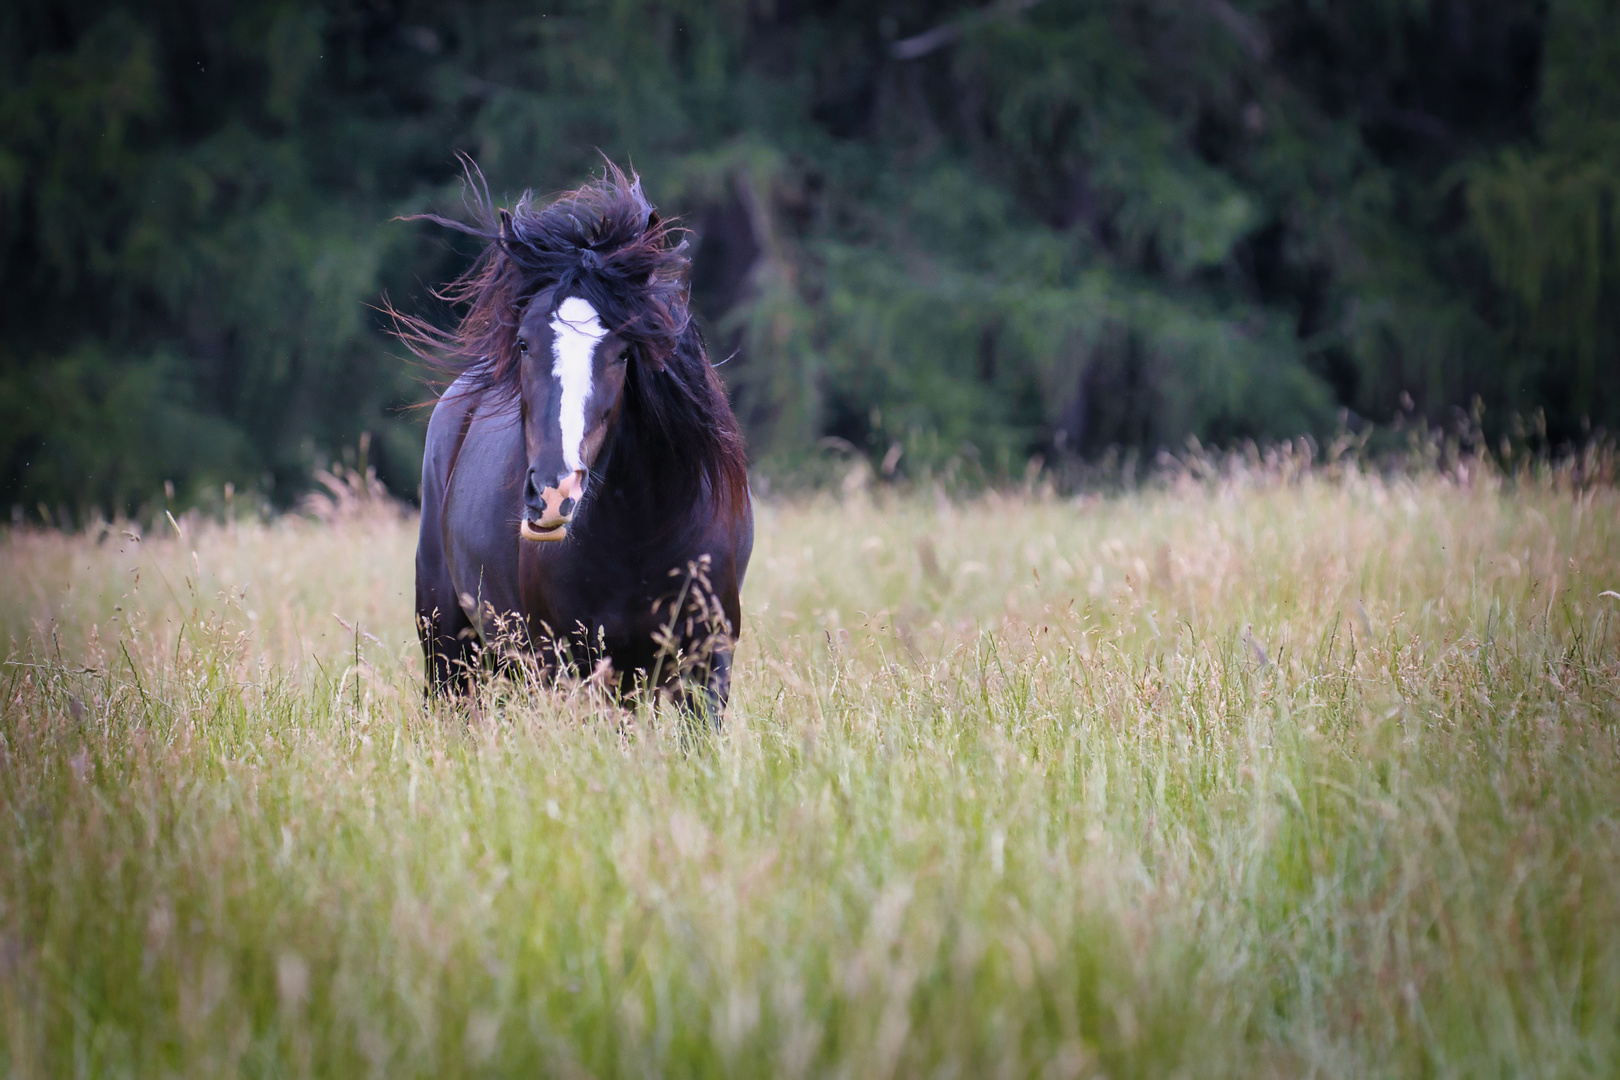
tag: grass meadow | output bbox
[2,453,1618,1078]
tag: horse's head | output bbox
[394,159,749,542]
[515,289,630,542]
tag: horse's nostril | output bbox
[558,497,576,518]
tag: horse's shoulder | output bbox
[425,374,522,487]
[426,373,481,440]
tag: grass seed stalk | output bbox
[1,465,1617,1078]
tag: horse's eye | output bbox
[614,350,629,366]
[517,338,528,354]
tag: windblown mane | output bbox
[391,159,748,512]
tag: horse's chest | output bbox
[521,549,669,639]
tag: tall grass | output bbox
[2,459,1617,1078]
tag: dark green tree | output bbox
[3,0,1614,519]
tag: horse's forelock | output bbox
[396,162,708,420]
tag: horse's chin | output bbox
[520,519,569,542]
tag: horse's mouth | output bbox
[521,518,568,542]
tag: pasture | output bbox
[2,458,1618,1078]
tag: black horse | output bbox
[398,164,753,719]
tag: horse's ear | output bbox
[499,208,515,241]
[645,208,661,234]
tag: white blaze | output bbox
[549,297,608,473]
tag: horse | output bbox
[396,163,753,721]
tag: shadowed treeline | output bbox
[2,0,1616,519]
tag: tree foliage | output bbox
[2,0,1615,517]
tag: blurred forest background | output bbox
[2,0,1617,519]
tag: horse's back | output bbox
[735,485,755,590]
[417,376,475,685]
[418,375,478,568]
[417,377,527,684]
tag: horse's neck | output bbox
[593,415,707,539]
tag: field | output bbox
[3,458,1618,1078]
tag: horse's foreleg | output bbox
[416,544,478,698]
[673,645,731,731]
[418,606,478,697]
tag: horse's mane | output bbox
[390,158,748,513]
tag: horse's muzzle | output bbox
[521,469,585,542]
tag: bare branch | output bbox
[1194,0,1269,62]
[890,0,1045,61]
